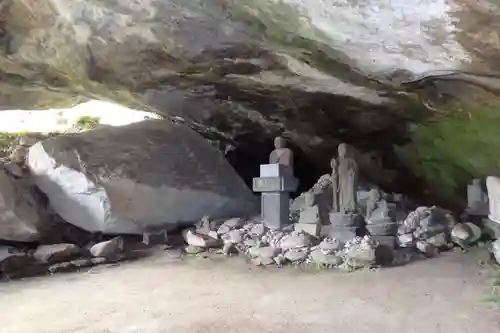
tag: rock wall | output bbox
[0,0,500,206]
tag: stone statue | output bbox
[365,188,381,219]
[330,157,339,213]
[338,143,358,214]
[269,136,293,171]
[487,176,500,223]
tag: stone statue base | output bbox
[328,212,364,228]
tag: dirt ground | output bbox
[0,248,499,333]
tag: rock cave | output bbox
[0,0,500,277]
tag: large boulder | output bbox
[0,168,44,242]
[27,120,258,234]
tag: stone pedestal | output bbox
[326,212,364,243]
[329,212,364,228]
[142,229,168,246]
[253,164,298,229]
[466,179,489,217]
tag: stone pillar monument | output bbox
[252,137,298,229]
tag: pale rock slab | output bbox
[27,120,257,234]
[90,237,124,258]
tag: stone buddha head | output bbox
[338,143,348,158]
[274,136,286,149]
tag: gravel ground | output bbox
[0,248,499,333]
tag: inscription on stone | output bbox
[253,177,282,192]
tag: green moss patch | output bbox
[397,102,500,197]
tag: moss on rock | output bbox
[397,101,500,198]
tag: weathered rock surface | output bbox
[0,169,45,242]
[33,243,80,264]
[27,120,257,234]
[1,0,500,208]
[0,247,32,275]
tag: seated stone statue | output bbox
[269,136,293,171]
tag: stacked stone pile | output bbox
[183,216,380,270]
[182,199,489,270]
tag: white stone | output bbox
[284,249,309,262]
[280,233,312,250]
[249,223,266,237]
[487,176,500,223]
[397,233,415,247]
[249,246,280,260]
[224,230,244,244]
[319,238,342,253]
[0,169,42,242]
[27,120,257,234]
[33,244,80,263]
[451,222,481,246]
[90,237,124,258]
[217,224,231,235]
[294,223,320,237]
[182,229,220,248]
[310,249,343,266]
[345,247,376,263]
[416,240,438,257]
[223,217,245,229]
[425,233,448,249]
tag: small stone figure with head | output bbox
[269,136,294,171]
[337,143,358,214]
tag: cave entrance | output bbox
[225,134,462,213]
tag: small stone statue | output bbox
[487,176,500,223]
[269,136,293,171]
[365,188,381,219]
[338,143,358,214]
[330,157,339,213]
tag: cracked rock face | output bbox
[1,0,500,206]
